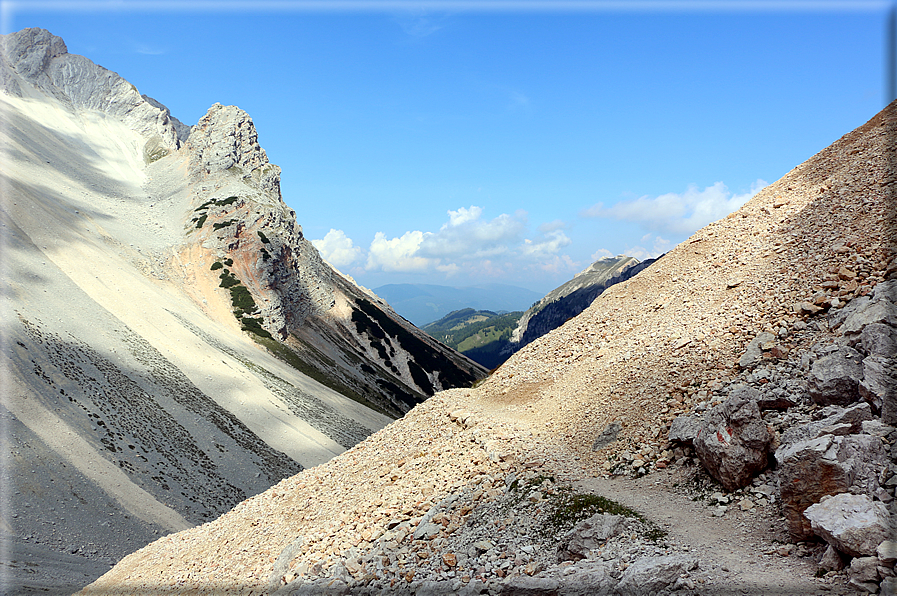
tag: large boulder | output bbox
[739,332,775,368]
[592,422,622,451]
[776,434,888,539]
[667,414,702,446]
[615,555,698,596]
[693,391,773,491]
[556,513,624,561]
[804,493,893,558]
[806,346,865,406]
[859,322,897,357]
[841,298,897,336]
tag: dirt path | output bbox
[574,468,851,595]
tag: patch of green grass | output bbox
[548,489,667,542]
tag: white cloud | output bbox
[447,205,482,226]
[582,179,768,235]
[311,229,362,268]
[394,12,446,38]
[363,205,579,279]
[417,206,526,259]
[366,230,432,272]
[520,229,572,258]
[590,234,670,264]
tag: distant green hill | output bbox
[423,309,523,369]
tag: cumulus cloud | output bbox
[366,231,431,272]
[582,179,768,235]
[311,229,363,268]
[362,206,578,278]
[520,229,572,259]
[417,207,526,260]
[591,234,670,263]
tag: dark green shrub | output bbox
[258,230,270,244]
[224,258,234,266]
[219,270,240,288]
[195,214,208,228]
[210,261,223,271]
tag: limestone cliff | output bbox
[183,102,487,416]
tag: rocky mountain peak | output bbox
[187,103,282,202]
[0,27,67,81]
[0,27,186,158]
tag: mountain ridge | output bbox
[1,27,486,591]
[81,90,897,595]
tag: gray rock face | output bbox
[779,402,872,445]
[1,28,185,154]
[840,297,897,336]
[693,392,773,491]
[807,346,864,406]
[850,556,882,583]
[879,540,897,565]
[819,545,846,571]
[614,555,698,596]
[775,433,887,539]
[556,513,624,561]
[860,355,896,417]
[507,255,658,353]
[667,414,702,445]
[592,422,622,451]
[860,322,897,358]
[804,492,893,557]
[499,575,560,596]
[739,332,775,369]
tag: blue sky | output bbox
[3,1,892,294]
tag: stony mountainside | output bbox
[181,101,486,416]
[0,27,484,593]
[82,72,896,596]
[505,255,658,354]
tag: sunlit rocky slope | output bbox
[82,62,896,596]
[0,27,485,592]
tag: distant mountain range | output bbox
[417,256,661,370]
[372,283,543,327]
[423,309,523,370]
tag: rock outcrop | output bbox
[692,387,774,491]
[503,255,659,357]
[182,101,487,417]
[1,27,187,155]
